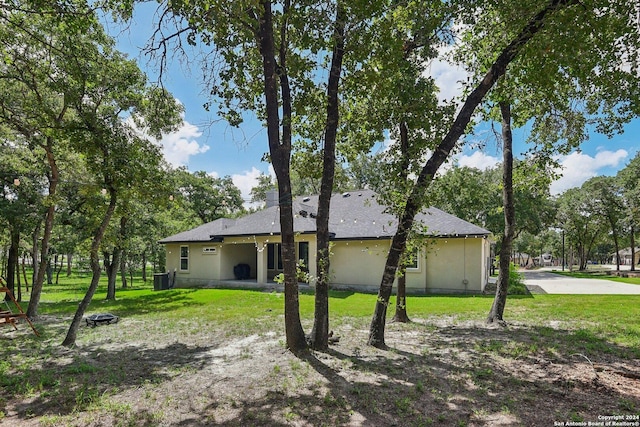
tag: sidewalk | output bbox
[521,269,640,295]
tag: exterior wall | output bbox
[165,242,223,287]
[329,240,391,291]
[405,248,427,291]
[164,235,489,293]
[424,237,487,293]
[166,236,317,287]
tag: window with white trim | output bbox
[406,247,420,271]
[180,246,189,271]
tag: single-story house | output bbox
[159,189,492,294]
[611,247,640,266]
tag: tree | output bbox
[0,2,98,317]
[250,173,276,204]
[104,215,127,300]
[335,1,455,327]
[368,0,579,348]
[174,169,245,223]
[429,166,501,231]
[63,131,178,346]
[582,176,625,271]
[618,153,640,271]
[156,0,311,351]
[306,1,348,350]
[55,23,181,346]
[451,0,640,323]
[0,137,45,299]
[556,186,607,270]
[487,101,515,325]
[112,0,366,351]
[345,153,386,192]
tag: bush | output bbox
[507,263,528,295]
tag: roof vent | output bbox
[342,192,351,198]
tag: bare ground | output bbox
[1,314,639,427]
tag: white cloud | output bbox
[458,151,500,170]
[427,44,470,104]
[158,120,209,167]
[550,149,628,195]
[231,167,262,199]
[230,165,274,209]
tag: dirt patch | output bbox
[1,316,638,426]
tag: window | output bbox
[267,243,282,270]
[298,242,309,270]
[180,246,189,271]
[406,247,420,271]
[202,247,217,254]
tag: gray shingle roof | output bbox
[159,189,490,243]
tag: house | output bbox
[611,247,640,266]
[159,190,492,294]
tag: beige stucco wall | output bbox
[165,235,318,287]
[164,235,489,293]
[424,237,488,293]
[165,242,223,287]
[329,240,390,290]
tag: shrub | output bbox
[507,263,528,295]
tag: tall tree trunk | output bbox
[6,228,20,301]
[141,250,147,282]
[310,2,345,351]
[119,216,128,288]
[55,254,63,284]
[120,254,128,288]
[16,249,22,302]
[22,257,28,292]
[611,226,620,271]
[611,217,620,271]
[393,121,411,324]
[257,0,306,352]
[105,250,122,300]
[368,0,575,348]
[66,253,72,276]
[631,225,636,271]
[487,101,514,325]
[0,245,6,279]
[392,271,410,323]
[27,140,58,318]
[62,189,117,347]
[30,222,40,289]
[46,257,53,285]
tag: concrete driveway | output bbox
[522,269,640,294]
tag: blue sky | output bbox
[104,5,639,202]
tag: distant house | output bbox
[612,247,640,266]
[159,190,492,294]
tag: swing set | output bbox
[0,278,39,336]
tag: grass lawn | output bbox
[1,274,639,426]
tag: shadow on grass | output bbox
[38,288,204,317]
[1,338,220,423]
[200,323,640,426]
[2,312,638,426]
[291,325,639,426]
